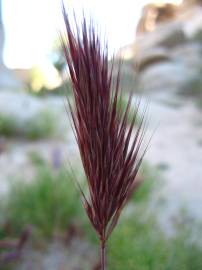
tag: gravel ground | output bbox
[14,238,98,270]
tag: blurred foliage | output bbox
[24,109,57,140]
[3,156,81,238]
[132,163,159,203]
[82,163,202,270]
[0,109,58,140]
[1,160,156,242]
[27,65,62,93]
[1,155,202,269]
[25,38,67,96]
[108,163,202,270]
[108,215,167,270]
[29,66,48,91]
[108,213,202,270]
[108,164,202,269]
[0,114,18,137]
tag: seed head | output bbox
[62,5,148,243]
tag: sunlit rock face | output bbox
[136,0,202,35]
[116,0,202,94]
[136,3,178,34]
[0,0,23,90]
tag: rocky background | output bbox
[116,0,202,220]
[137,0,202,215]
[1,0,202,269]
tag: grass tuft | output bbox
[0,109,58,140]
[3,161,81,238]
[108,212,202,270]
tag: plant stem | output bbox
[100,239,106,270]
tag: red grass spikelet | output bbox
[62,5,148,268]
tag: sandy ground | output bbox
[15,238,97,270]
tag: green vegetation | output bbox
[1,158,202,269]
[132,163,158,203]
[24,109,57,140]
[0,114,18,137]
[106,166,202,270]
[3,157,81,237]
[108,214,202,270]
[0,109,58,140]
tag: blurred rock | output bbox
[183,0,202,6]
[135,22,187,55]
[171,42,202,69]
[137,41,202,92]
[136,3,178,34]
[136,47,171,72]
[110,59,137,92]
[0,66,24,90]
[138,61,195,93]
[0,91,64,122]
[180,6,202,37]
[136,0,202,36]
[127,0,202,93]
